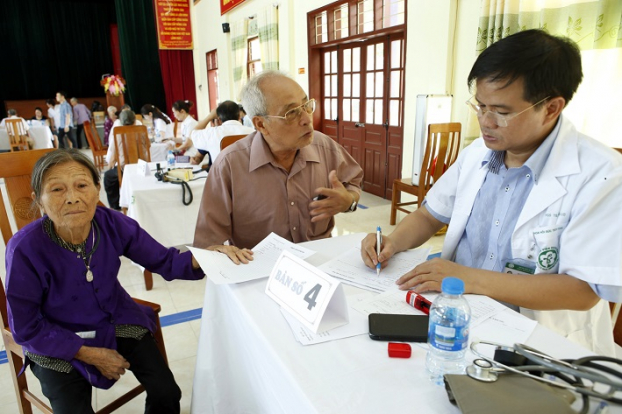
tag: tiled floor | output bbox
[0,154,443,413]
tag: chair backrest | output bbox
[417,122,461,202]
[173,120,179,138]
[93,111,105,125]
[220,134,247,150]
[0,149,55,246]
[135,114,143,123]
[5,119,30,151]
[114,125,150,186]
[614,147,622,155]
[83,120,102,151]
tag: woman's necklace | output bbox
[84,228,95,282]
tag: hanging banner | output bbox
[221,0,246,15]
[154,0,193,50]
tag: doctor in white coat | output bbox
[362,29,622,356]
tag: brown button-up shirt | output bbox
[193,130,363,249]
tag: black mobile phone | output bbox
[368,313,429,342]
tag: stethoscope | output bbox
[467,340,622,413]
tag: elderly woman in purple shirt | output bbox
[5,149,204,414]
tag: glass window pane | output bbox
[391,40,401,69]
[331,75,338,96]
[324,98,331,119]
[367,45,374,70]
[390,100,400,126]
[324,75,331,97]
[352,99,360,122]
[390,70,401,98]
[344,74,351,97]
[324,52,330,74]
[343,99,351,122]
[375,72,383,97]
[334,4,349,39]
[358,0,374,34]
[353,74,360,97]
[366,99,374,124]
[376,42,384,70]
[352,47,361,72]
[366,73,374,98]
[331,99,338,121]
[375,99,383,125]
[344,49,352,73]
[331,51,337,73]
[383,0,404,28]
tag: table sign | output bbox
[137,159,152,177]
[266,251,348,333]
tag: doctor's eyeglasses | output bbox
[263,99,316,123]
[466,96,550,127]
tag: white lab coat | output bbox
[426,115,622,356]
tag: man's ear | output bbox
[253,116,268,135]
[543,97,565,124]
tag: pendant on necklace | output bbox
[86,269,94,282]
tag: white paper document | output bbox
[351,288,506,328]
[318,247,430,293]
[469,308,538,359]
[188,232,315,284]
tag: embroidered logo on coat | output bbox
[537,247,559,270]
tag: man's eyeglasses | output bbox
[263,99,316,123]
[465,96,550,127]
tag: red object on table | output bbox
[388,342,412,358]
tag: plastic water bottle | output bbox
[167,150,176,169]
[426,277,471,385]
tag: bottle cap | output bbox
[441,277,464,295]
[388,342,411,358]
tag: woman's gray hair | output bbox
[120,109,136,126]
[31,149,100,202]
[240,70,293,118]
[107,105,117,115]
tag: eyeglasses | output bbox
[465,96,550,127]
[263,99,316,123]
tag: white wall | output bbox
[190,0,483,179]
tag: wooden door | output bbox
[319,34,404,199]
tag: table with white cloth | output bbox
[0,125,54,150]
[119,162,207,247]
[191,233,613,414]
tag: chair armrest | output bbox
[132,298,161,314]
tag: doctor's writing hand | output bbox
[75,346,130,381]
[396,258,470,292]
[310,170,355,222]
[361,233,397,270]
[208,245,254,265]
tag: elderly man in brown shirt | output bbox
[193,71,363,263]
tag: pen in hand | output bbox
[376,226,382,276]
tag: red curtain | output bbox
[158,50,198,120]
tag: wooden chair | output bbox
[83,120,108,172]
[135,114,143,123]
[93,111,106,126]
[0,150,168,413]
[112,125,151,188]
[220,134,247,150]
[390,122,461,225]
[614,147,622,155]
[5,119,30,151]
[112,125,155,290]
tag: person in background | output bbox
[6,149,204,413]
[361,29,622,356]
[91,100,105,113]
[239,105,254,129]
[31,107,48,124]
[193,71,363,262]
[70,97,92,149]
[104,106,117,146]
[171,100,198,154]
[104,110,139,210]
[1,108,30,131]
[141,104,173,141]
[183,100,255,165]
[56,91,76,149]
[46,98,60,148]
[107,105,141,145]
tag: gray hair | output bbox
[31,149,100,202]
[120,110,136,126]
[7,109,17,116]
[107,105,117,115]
[240,70,293,118]
[70,97,78,103]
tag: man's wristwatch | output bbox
[346,197,358,213]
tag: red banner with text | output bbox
[154,0,193,50]
[221,0,246,15]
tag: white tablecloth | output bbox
[191,233,610,414]
[119,162,207,246]
[0,126,53,150]
[150,141,175,162]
